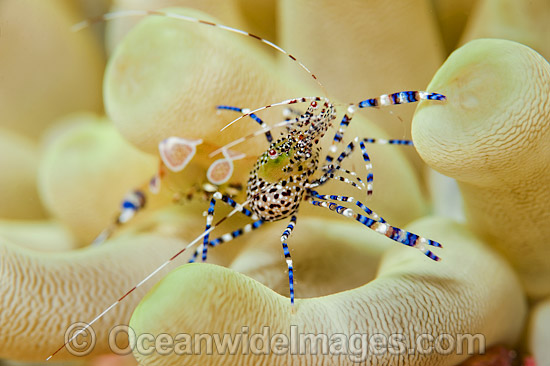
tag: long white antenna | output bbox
[73,9,327,95]
[46,200,249,361]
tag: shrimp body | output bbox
[246,100,334,221]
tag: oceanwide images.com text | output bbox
[64,323,486,361]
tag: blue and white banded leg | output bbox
[361,137,413,146]
[329,167,366,190]
[204,218,264,251]
[316,137,415,195]
[309,190,386,223]
[189,192,262,263]
[281,215,297,305]
[356,136,414,194]
[190,217,265,263]
[357,91,446,109]
[91,157,172,246]
[307,191,442,261]
[324,105,356,166]
[323,90,445,169]
[92,189,146,245]
[314,140,371,193]
[217,105,273,143]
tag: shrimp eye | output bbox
[268,149,278,159]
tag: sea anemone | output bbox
[0,1,548,365]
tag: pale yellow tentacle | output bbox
[129,217,526,365]
[412,38,550,299]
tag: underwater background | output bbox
[0,0,549,365]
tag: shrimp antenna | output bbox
[219,96,327,132]
[210,119,298,157]
[46,199,249,361]
[73,9,327,95]
[210,97,329,157]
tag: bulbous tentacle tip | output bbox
[37,114,157,245]
[412,38,550,184]
[130,262,288,331]
[411,38,550,299]
[103,7,296,156]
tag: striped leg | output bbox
[320,171,365,191]
[210,219,265,247]
[308,195,442,261]
[217,105,273,143]
[330,167,366,190]
[210,98,331,157]
[316,140,354,187]
[308,190,386,223]
[91,156,202,246]
[362,138,413,146]
[356,139,374,195]
[324,105,357,166]
[314,140,369,193]
[189,192,259,263]
[217,96,325,132]
[317,136,416,195]
[357,91,446,109]
[189,218,265,262]
[356,136,413,192]
[323,90,445,174]
[281,216,297,305]
[92,189,147,245]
